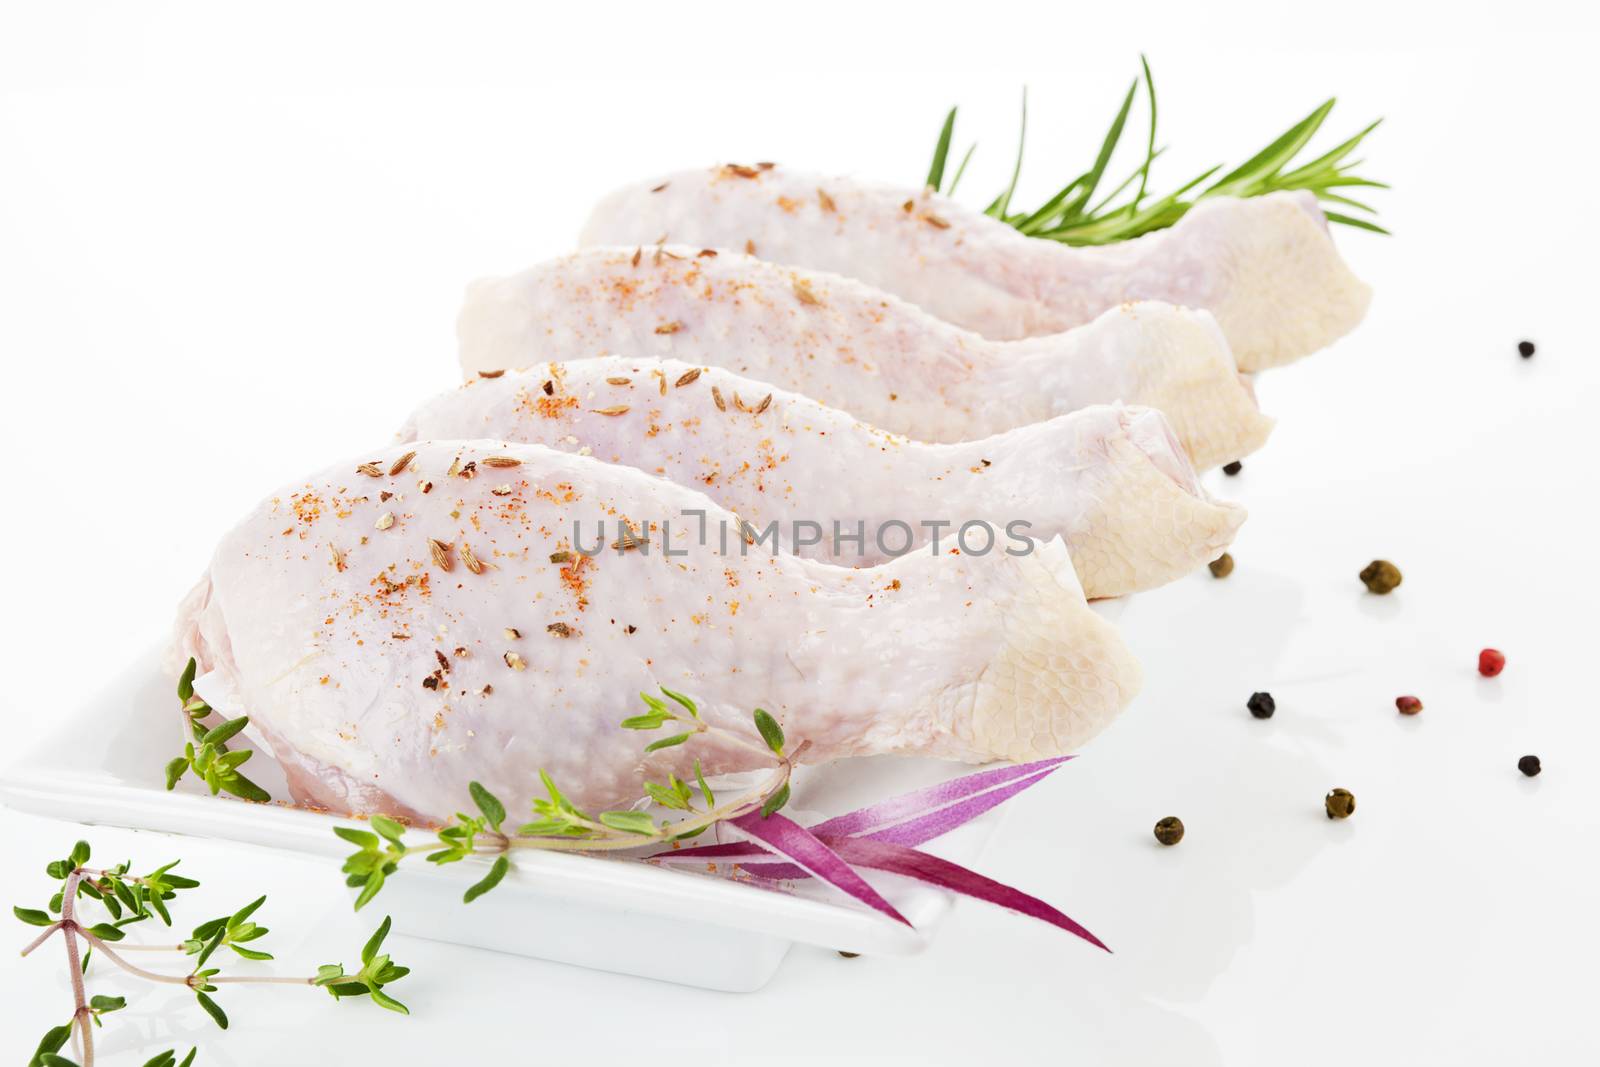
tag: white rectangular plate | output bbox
[0,649,1021,992]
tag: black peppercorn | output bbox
[1518,340,1535,358]
[1208,553,1234,579]
[1153,816,1185,846]
[1517,755,1541,777]
[837,950,861,959]
[1222,460,1243,476]
[1247,691,1275,719]
[1325,788,1356,819]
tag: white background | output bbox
[3,2,1598,1064]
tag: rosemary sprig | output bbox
[166,659,271,803]
[925,56,1387,245]
[336,691,797,908]
[15,840,408,1066]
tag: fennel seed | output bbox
[675,367,702,388]
[592,405,630,416]
[482,456,522,468]
[460,542,485,575]
[477,369,506,379]
[389,451,417,476]
[817,188,836,213]
[922,213,950,229]
[711,386,727,412]
[606,376,632,386]
[792,279,821,306]
[356,462,384,478]
[655,321,682,335]
[753,393,773,415]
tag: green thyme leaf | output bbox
[620,711,670,730]
[926,107,957,191]
[334,826,381,849]
[468,782,506,833]
[658,687,700,718]
[194,990,228,1030]
[694,759,715,808]
[354,868,386,910]
[163,756,189,790]
[217,773,271,803]
[598,811,657,835]
[369,814,407,845]
[177,658,197,702]
[752,709,785,756]
[366,984,410,1015]
[360,915,392,964]
[229,944,274,961]
[463,855,510,903]
[87,922,126,942]
[89,994,126,1013]
[201,717,249,747]
[14,906,55,927]
[31,1024,74,1067]
[228,895,266,929]
[193,926,225,967]
[70,841,90,866]
[644,781,690,811]
[760,781,791,818]
[644,732,693,753]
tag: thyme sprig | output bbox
[15,840,409,1067]
[165,659,270,803]
[926,56,1387,245]
[336,691,796,908]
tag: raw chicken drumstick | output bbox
[579,166,1372,371]
[400,357,1244,597]
[171,440,1142,822]
[458,247,1271,471]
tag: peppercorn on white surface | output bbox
[400,358,1245,595]
[579,167,1372,371]
[457,247,1273,470]
[170,440,1141,822]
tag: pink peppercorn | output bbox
[1478,649,1506,677]
[1396,695,1423,715]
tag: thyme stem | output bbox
[18,920,62,957]
[74,929,193,986]
[60,870,95,1067]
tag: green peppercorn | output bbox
[1359,560,1402,594]
[1325,788,1356,819]
[1153,816,1185,846]
[1208,553,1234,579]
